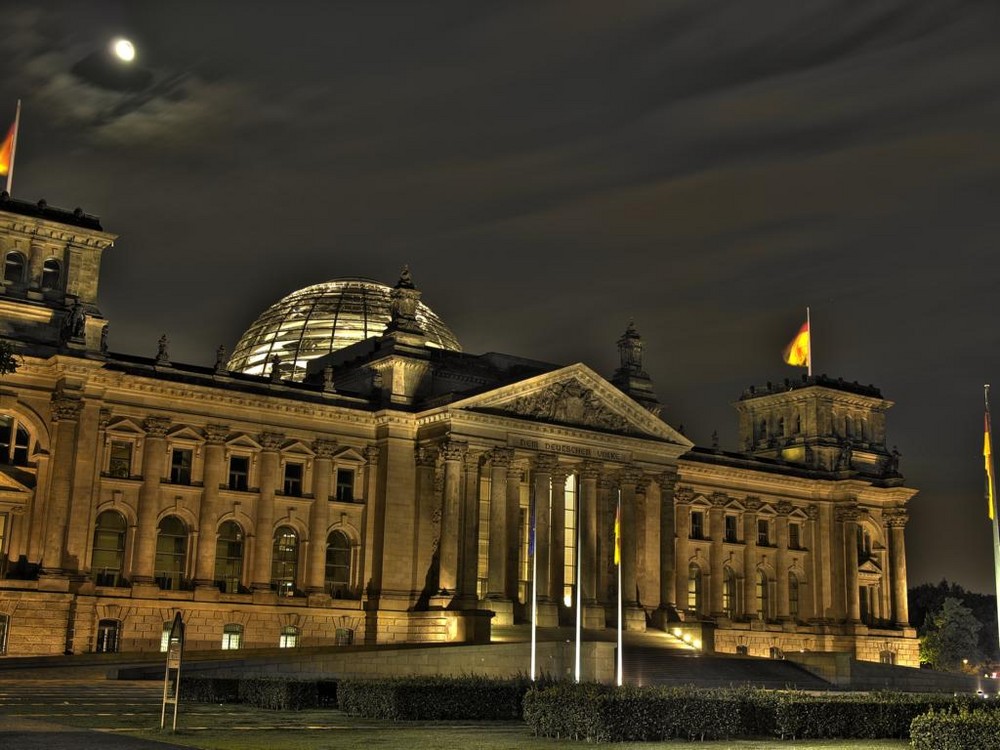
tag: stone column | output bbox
[886,509,910,627]
[619,466,641,607]
[807,505,824,621]
[775,501,791,621]
[459,449,482,605]
[193,424,229,588]
[549,466,567,606]
[306,439,336,594]
[251,432,284,591]
[505,462,525,603]
[360,445,381,601]
[839,506,861,623]
[132,416,170,583]
[674,491,692,611]
[42,395,84,574]
[657,470,678,616]
[532,454,557,602]
[439,440,466,595]
[578,461,600,605]
[597,476,614,606]
[743,497,761,618]
[486,447,513,600]
[413,446,438,593]
[709,493,727,618]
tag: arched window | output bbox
[92,510,127,587]
[279,625,299,648]
[0,613,9,654]
[0,414,33,467]
[722,567,737,618]
[325,530,351,597]
[154,516,188,591]
[3,252,25,284]
[755,570,769,621]
[221,623,242,650]
[41,258,60,289]
[96,619,121,653]
[271,526,298,596]
[687,562,702,614]
[214,521,244,594]
[789,572,800,620]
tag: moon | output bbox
[112,38,136,63]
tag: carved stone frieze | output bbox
[503,379,630,433]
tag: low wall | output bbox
[788,651,1000,694]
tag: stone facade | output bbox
[0,195,917,665]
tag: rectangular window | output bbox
[724,514,738,543]
[757,519,770,546]
[335,468,354,501]
[108,441,132,478]
[563,474,577,607]
[788,522,801,550]
[283,462,303,497]
[228,455,249,491]
[0,513,7,576]
[690,510,704,540]
[221,625,242,650]
[169,448,192,485]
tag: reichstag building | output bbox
[0,193,918,665]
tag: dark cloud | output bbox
[3,0,1000,591]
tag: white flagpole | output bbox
[806,306,812,377]
[5,100,21,196]
[616,489,623,687]
[530,489,538,681]
[574,487,582,683]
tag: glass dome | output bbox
[227,277,461,381]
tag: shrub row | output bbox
[911,708,1000,750]
[181,676,337,710]
[337,676,535,720]
[522,684,985,742]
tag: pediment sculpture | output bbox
[504,379,631,433]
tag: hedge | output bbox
[523,684,983,742]
[337,676,535,720]
[181,676,337,710]
[911,707,1000,750]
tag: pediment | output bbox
[0,465,34,493]
[281,440,315,457]
[332,446,367,463]
[226,434,262,451]
[106,417,146,436]
[166,426,205,443]
[859,559,882,575]
[448,364,690,444]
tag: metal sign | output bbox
[160,611,184,731]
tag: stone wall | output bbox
[0,589,73,655]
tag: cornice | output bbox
[0,214,117,247]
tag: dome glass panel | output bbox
[227,277,460,381]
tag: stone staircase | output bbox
[623,647,834,690]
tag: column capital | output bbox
[674,485,695,505]
[364,444,381,463]
[51,394,84,422]
[744,496,763,512]
[441,440,468,463]
[806,504,820,521]
[710,492,729,509]
[579,460,602,479]
[883,508,909,528]
[258,431,285,451]
[489,446,514,469]
[598,475,615,491]
[507,462,524,482]
[656,468,679,489]
[551,464,570,484]
[204,423,230,444]
[312,438,337,459]
[98,408,111,430]
[620,464,643,486]
[835,505,861,523]
[414,445,438,468]
[143,415,170,438]
[776,500,794,517]
[532,452,559,473]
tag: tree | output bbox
[910,579,999,663]
[0,340,18,376]
[920,596,982,671]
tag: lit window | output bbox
[325,530,351,597]
[722,568,736,618]
[271,526,298,595]
[96,619,121,653]
[283,462,303,496]
[222,623,242,650]
[279,626,299,649]
[227,455,249,491]
[335,468,354,501]
[108,441,133,478]
[687,562,702,613]
[41,258,60,289]
[563,474,577,606]
[214,521,244,594]
[169,448,192,484]
[92,510,127,587]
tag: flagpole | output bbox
[530,489,538,682]
[5,100,20,195]
[616,490,623,687]
[574,490,582,683]
[806,306,812,377]
[985,385,1000,655]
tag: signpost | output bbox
[160,611,184,731]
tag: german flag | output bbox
[0,121,14,177]
[985,411,995,521]
[783,321,810,368]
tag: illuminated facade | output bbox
[0,195,917,665]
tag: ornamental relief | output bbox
[500,379,631,434]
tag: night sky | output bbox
[3,2,1000,593]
